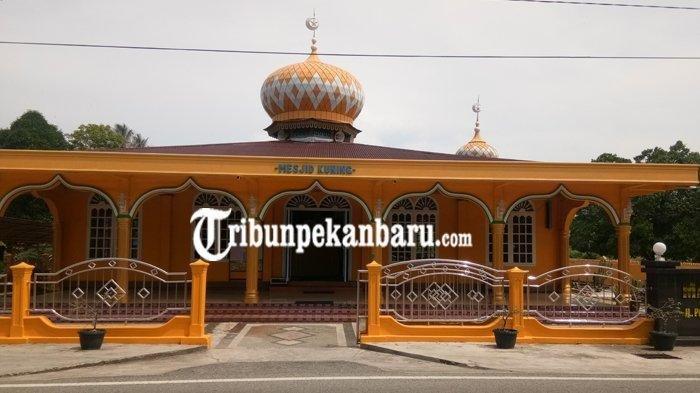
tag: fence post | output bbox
[506,267,528,330]
[366,261,381,336]
[189,260,209,337]
[9,262,34,338]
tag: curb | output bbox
[0,345,206,378]
[359,343,490,370]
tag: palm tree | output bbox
[113,124,148,148]
[113,124,134,145]
[130,133,149,148]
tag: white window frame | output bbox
[389,196,438,262]
[130,210,142,260]
[488,200,536,265]
[191,192,244,262]
[86,193,115,259]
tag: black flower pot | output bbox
[650,331,677,351]
[493,328,518,349]
[78,329,106,350]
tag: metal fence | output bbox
[356,269,368,340]
[375,259,507,324]
[526,264,646,325]
[30,258,190,322]
[0,274,10,314]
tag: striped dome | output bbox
[456,127,499,158]
[260,50,364,125]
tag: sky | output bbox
[0,0,698,162]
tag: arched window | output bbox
[319,195,350,209]
[286,195,317,209]
[192,193,244,261]
[389,196,438,262]
[509,201,535,263]
[489,200,536,264]
[130,211,141,259]
[87,194,114,258]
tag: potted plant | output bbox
[493,307,520,349]
[73,302,106,350]
[648,298,683,351]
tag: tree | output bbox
[0,110,70,150]
[630,141,699,261]
[570,141,699,262]
[114,123,148,148]
[69,124,125,150]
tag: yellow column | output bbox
[617,224,631,297]
[506,267,528,330]
[189,260,209,338]
[561,231,571,304]
[491,222,505,304]
[9,262,34,339]
[366,261,381,336]
[244,245,259,304]
[116,215,131,302]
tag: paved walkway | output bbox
[0,343,202,377]
[1,323,698,381]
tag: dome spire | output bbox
[305,10,319,54]
[456,97,499,158]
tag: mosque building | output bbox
[0,16,697,307]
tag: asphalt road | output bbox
[0,361,698,393]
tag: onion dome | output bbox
[456,100,499,158]
[260,16,364,143]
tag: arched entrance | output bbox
[284,194,351,282]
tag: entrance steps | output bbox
[205,302,357,323]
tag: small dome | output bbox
[456,100,498,158]
[260,50,364,126]
[456,127,499,158]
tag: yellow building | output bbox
[0,31,697,311]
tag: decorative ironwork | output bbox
[286,195,317,209]
[378,259,507,324]
[96,279,126,307]
[421,282,459,309]
[526,264,646,325]
[30,258,190,323]
[319,195,350,209]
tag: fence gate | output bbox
[526,264,646,325]
[30,258,190,322]
[357,259,507,335]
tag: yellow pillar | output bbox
[506,267,528,330]
[617,224,631,297]
[9,262,34,338]
[561,231,571,304]
[189,260,209,337]
[366,261,381,336]
[116,215,131,302]
[244,245,259,304]
[491,222,505,304]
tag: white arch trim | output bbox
[0,174,119,217]
[503,184,620,225]
[382,183,494,222]
[129,178,246,218]
[258,180,372,221]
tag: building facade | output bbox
[0,32,697,307]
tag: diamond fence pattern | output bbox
[30,258,190,322]
[376,259,507,324]
[526,264,646,325]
